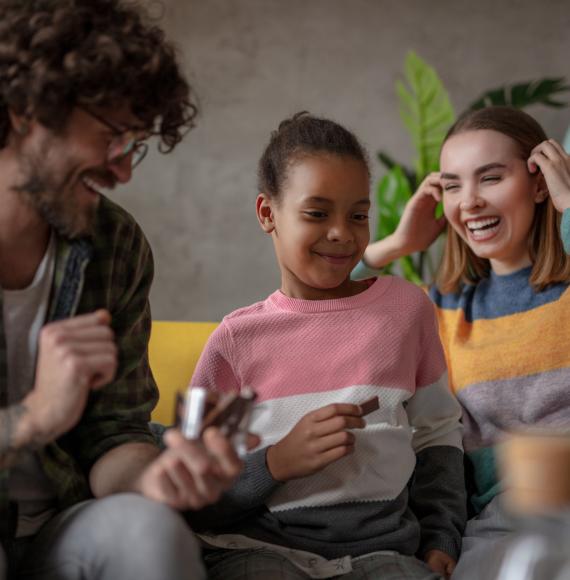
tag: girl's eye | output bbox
[304,211,326,218]
[443,183,459,192]
[353,214,369,221]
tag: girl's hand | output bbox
[424,549,456,579]
[363,173,446,269]
[528,139,570,213]
[266,403,365,482]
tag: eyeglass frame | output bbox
[78,105,150,169]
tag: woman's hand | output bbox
[266,403,365,482]
[363,173,446,269]
[528,139,570,213]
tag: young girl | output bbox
[188,113,466,580]
[359,106,570,579]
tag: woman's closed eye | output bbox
[443,182,460,192]
[481,175,501,184]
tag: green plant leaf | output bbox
[377,152,417,187]
[377,151,400,171]
[399,255,423,285]
[469,78,570,110]
[375,165,412,241]
[397,51,455,182]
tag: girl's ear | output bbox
[256,193,276,233]
[534,172,549,203]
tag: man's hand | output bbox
[424,549,456,579]
[24,310,117,444]
[266,403,365,482]
[136,427,256,510]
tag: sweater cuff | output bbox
[419,535,460,562]
[561,208,570,255]
[241,446,283,499]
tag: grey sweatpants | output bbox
[2,493,205,580]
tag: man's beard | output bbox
[12,143,98,239]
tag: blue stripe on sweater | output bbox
[429,266,568,322]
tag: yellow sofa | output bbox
[148,321,218,425]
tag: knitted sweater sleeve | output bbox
[405,299,467,560]
[189,322,240,393]
[187,322,282,530]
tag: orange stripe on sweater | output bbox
[435,288,570,394]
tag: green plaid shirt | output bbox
[0,195,159,547]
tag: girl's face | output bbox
[440,129,545,275]
[257,155,370,300]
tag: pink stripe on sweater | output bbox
[191,277,447,403]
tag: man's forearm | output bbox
[89,441,161,498]
[0,402,45,468]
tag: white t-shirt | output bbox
[5,233,58,537]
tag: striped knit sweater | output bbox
[189,276,466,560]
[351,211,570,516]
[429,267,570,513]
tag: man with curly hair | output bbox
[0,1,241,578]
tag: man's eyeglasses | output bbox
[79,106,149,169]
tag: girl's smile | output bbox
[313,251,356,265]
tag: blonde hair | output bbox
[436,107,570,294]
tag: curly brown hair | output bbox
[0,0,197,152]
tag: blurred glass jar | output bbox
[496,431,570,580]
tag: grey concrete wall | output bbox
[120,0,570,321]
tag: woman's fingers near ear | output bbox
[527,156,538,174]
[547,139,569,158]
[532,140,567,164]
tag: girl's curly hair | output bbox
[258,111,370,200]
[0,0,197,152]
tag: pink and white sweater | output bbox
[189,277,466,560]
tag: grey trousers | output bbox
[453,496,570,580]
[4,493,205,580]
[451,494,513,580]
[205,548,442,580]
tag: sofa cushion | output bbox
[148,321,218,424]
